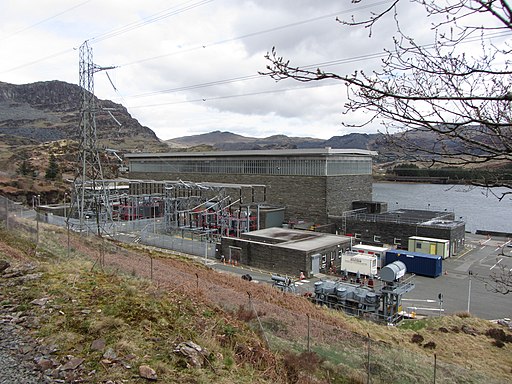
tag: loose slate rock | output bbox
[139,365,157,380]
[0,260,10,273]
[60,357,84,371]
[174,341,208,368]
[90,338,106,351]
[30,298,49,307]
[103,347,117,360]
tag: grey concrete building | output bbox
[126,148,376,225]
[340,207,466,256]
[219,227,352,278]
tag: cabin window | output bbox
[354,233,361,240]
[416,242,422,249]
[374,235,381,243]
[394,238,402,245]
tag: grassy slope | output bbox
[0,220,511,384]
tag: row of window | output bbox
[130,157,372,176]
[353,233,402,245]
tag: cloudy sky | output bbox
[0,0,437,140]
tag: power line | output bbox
[0,0,389,75]
[127,81,341,109]
[118,0,394,68]
[115,27,511,105]
[0,48,73,75]
[0,0,93,42]
[89,0,215,44]
[0,0,215,75]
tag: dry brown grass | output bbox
[1,221,511,384]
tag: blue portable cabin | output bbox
[384,249,442,278]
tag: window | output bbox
[321,255,327,263]
[354,233,361,240]
[394,238,402,245]
[374,235,381,243]
[416,242,422,249]
[330,252,335,261]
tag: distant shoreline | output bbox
[375,176,464,184]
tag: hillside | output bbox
[0,215,511,383]
[0,80,170,204]
[0,80,166,151]
[166,131,381,152]
[167,130,325,151]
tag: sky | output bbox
[0,0,467,140]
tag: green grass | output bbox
[398,318,429,331]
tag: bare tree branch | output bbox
[261,0,512,293]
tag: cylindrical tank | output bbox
[380,261,407,282]
[354,288,366,303]
[271,275,288,283]
[321,281,336,295]
[336,286,348,301]
[365,292,378,305]
[314,281,323,294]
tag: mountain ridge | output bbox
[0,80,166,152]
[166,130,383,152]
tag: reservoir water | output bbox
[373,182,512,234]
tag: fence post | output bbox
[367,332,371,384]
[433,353,437,384]
[307,314,311,352]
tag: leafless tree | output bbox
[478,254,512,295]
[262,0,512,197]
[262,0,512,294]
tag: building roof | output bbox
[241,227,351,252]
[125,148,377,159]
[348,208,465,229]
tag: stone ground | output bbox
[0,263,86,384]
[0,319,46,384]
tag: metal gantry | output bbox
[162,180,267,241]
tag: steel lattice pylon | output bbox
[71,41,115,235]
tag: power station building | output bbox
[220,227,353,278]
[126,148,376,225]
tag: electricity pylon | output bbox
[72,40,115,235]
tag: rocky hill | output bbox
[0,80,167,152]
[0,80,168,204]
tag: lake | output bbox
[373,182,512,234]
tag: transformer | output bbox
[312,261,415,324]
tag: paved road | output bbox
[202,233,512,320]
[406,233,512,319]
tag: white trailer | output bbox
[340,251,378,277]
[351,244,389,268]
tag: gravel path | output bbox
[0,320,45,384]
